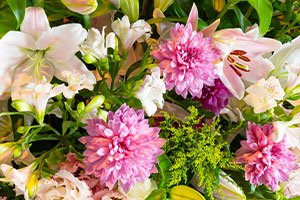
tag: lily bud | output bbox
[25,171,39,198]
[83,53,97,64]
[154,0,174,12]
[61,0,98,15]
[84,95,105,114]
[77,102,85,116]
[120,0,139,22]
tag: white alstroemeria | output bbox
[0,101,13,143]
[136,67,166,116]
[80,27,116,61]
[13,82,65,125]
[36,170,92,200]
[0,163,35,196]
[119,178,157,200]
[61,0,98,15]
[269,36,300,90]
[243,76,285,113]
[0,7,95,100]
[62,71,91,99]
[273,113,300,147]
[112,15,151,53]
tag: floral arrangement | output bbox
[0,0,300,199]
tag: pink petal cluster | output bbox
[79,104,165,193]
[236,122,298,191]
[152,23,220,98]
[0,197,7,200]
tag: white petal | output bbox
[21,7,50,39]
[39,24,87,62]
[53,56,96,89]
[50,84,65,98]
[0,31,36,50]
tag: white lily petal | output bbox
[20,7,50,39]
[39,24,87,62]
[0,31,35,50]
[53,56,96,88]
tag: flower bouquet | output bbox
[0,0,299,199]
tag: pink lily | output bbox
[213,26,281,99]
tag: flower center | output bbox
[25,50,47,81]
[109,137,130,157]
[226,50,251,77]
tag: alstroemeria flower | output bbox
[243,76,285,113]
[13,82,65,125]
[136,67,166,116]
[214,26,281,99]
[80,27,116,60]
[112,15,151,53]
[273,113,300,146]
[0,7,96,100]
[61,71,91,99]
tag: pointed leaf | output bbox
[7,0,26,29]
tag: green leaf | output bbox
[7,0,26,29]
[145,189,167,200]
[246,0,273,36]
[0,2,17,37]
[62,121,73,135]
[45,147,69,166]
[233,6,252,31]
[157,154,172,188]
[89,0,117,18]
[32,0,44,7]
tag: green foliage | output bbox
[6,0,26,29]
[159,106,241,199]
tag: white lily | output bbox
[273,113,300,147]
[269,35,300,90]
[243,76,285,113]
[136,67,166,116]
[112,15,151,53]
[12,82,65,125]
[0,7,95,100]
[80,27,116,61]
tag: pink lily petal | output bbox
[216,60,245,99]
[187,3,198,31]
[200,19,220,38]
[20,7,50,39]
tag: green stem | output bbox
[45,125,61,136]
[83,14,90,29]
[217,0,241,19]
[245,5,253,18]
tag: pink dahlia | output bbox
[152,23,220,98]
[236,122,298,191]
[79,104,165,193]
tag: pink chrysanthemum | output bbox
[79,104,165,193]
[236,122,298,191]
[152,23,220,98]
